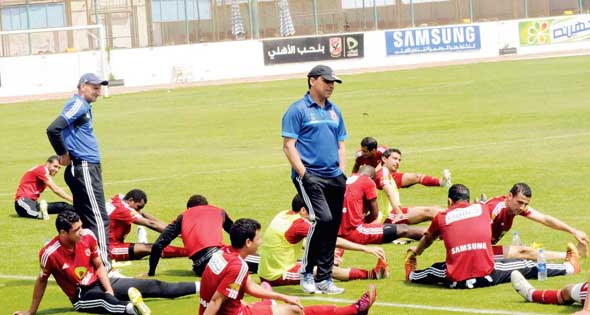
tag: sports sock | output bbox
[162,246,188,258]
[304,304,357,315]
[125,303,136,314]
[565,262,575,275]
[420,175,441,187]
[531,289,564,304]
[348,268,369,280]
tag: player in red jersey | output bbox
[352,137,451,189]
[484,183,588,260]
[14,155,74,219]
[258,194,389,288]
[107,189,187,261]
[405,184,577,289]
[199,218,377,315]
[339,165,424,245]
[375,148,444,225]
[511,268,588,308]
[13,210,198,315]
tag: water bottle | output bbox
[537,248,547,281]
[512,231,522,246]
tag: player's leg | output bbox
[72,283,130,314]
[493,258,570,282]
[506,244,575,261]
[110,243,133,261]
[404,206,442,225]
[14,198,41,219]
[109,277,198,300]
[270,285,376,315]
[383,223,425,242]
[47,201,75,214]
[261,263,301,287]
[511,270,580,304]
[408,262,449,286]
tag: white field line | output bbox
[0,273,554,315]
[301,295,556,315]
[1,131,589,197]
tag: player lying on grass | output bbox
[483,182,588,261]
[199,218,377,315]
[375,148,445,225]
[14,155,74,220]
[107,189,188,261]
[13,210,198,315]
[258,194,389,289]
[352,137,451,189]
[339,165,424,245]
[405,184,580,289]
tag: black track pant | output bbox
[410,259,568,289]
[65,160,110,271]
[293,172,346,282]
[14,198,74,218]
[72,278,196,314]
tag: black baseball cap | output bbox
[307,65,342,84]
[78,73,109,88]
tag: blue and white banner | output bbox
[385,25,481,55]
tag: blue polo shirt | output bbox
[60,94,101,163]
[281,92,348,178]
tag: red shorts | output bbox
[260,262,301,287]
[109,242,132,261]
[341,223,384,244]
[241,301,273,315]
[393,172,404,188]
[384,207,409,224]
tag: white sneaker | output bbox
[300,272,318,294]
[137,226,148,244]
[128,287,151,315]
[441,169,452,188]
[39,200,49,220]
[511,270,533,302]
[316,279,345,295]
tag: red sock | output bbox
[161,246,188,258]
[420,175,441,186]
[304,304,357,315]
[531,289,563,304]
[348,268,369,280]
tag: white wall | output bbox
[1,15,589,99]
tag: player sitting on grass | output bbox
[405,184,580,289]
[13,210,198,315]
[199,218,377,315]
[107,189,188,261]
[375,148,445,225]
[258,194,389,289]
[483,182,588,261]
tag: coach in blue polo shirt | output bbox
[46,73,111,271]
[281,65,348,295]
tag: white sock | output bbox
[126,303,136,315]
[526,289,534,302]
[565,262,575,275]
[195,281,201,293]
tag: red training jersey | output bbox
[107,194,142,244]
[374,167,395,191]
[483,195,534,244]
[427,201,494,282]
[182,205,228,256]
[339,173,378,235]
[199,246,249,315]
[285,218,311,244]
[39,230,100,300]
[15,165,50,201]
[353,146,388,170]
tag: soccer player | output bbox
[511,269,588,307]
[107,189,188,261]
[258,194,389,288]
[352,137,451,189]
[405,184,579,289]
[484,182,588,260]
[147,194,235,277]
[199,218,377,315]
[339,165,424,245]
[375,148,444,225]
[13,210,198,315]
[14,155,74,219]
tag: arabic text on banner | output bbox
[262,34,364,65]
[385,25,481,56]
[519,15,590,46]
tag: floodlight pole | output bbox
[312,0,319,35]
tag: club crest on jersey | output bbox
[85,248,91,256]
[445,204,482,225]
[329,110,338,121]
[75,266,88,280]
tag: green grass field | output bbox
[2,55,590,315]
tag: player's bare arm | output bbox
[244,277,303,308]
[283,137,306,177]
[383,182,403,216]
[203,291,226,315]
[409,231,436,257]
[526,210,589,245]
[335,237,386,260]
[135,215,167,233]
[92,254,114,295]
[365,198,379,223]
[338,141,346,174]
[44,178,73,203]
[13,275,48,315]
